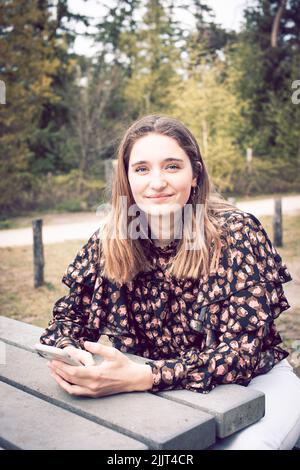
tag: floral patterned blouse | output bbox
[40,209,292,394]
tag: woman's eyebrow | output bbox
[131,157,184,167]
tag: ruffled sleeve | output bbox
[146,211,292,393]
[40,229,102,349]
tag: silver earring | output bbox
[191,186,197,202]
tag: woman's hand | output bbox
[48,341,153,398]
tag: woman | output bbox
[40,114,300,450]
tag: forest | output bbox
[0,0,299,217]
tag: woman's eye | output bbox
[135,164,180,173]
[135,167,148,173]
[167,164,179,170]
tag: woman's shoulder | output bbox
[216,208,265,242]
[217,207,261,227]
[216,208,292,282]
[84,227,101,249]
[62,228,102,288]
[215,208,281,268]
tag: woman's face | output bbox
[128,133,197,216]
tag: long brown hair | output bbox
[101,114,236,284]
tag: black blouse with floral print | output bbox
[40,210,292,394]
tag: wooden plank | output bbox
[0,381,147,450]
[0,343,216,450]
[158,386,265,438]
[0,316,43,352]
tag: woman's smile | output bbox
[146,194,174,201]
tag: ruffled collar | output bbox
[148,238,179,257]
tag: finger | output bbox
[49,361,91,384]
[71,351,95,367]
[50,369,74,389]
[51,365,98,391]
[49,360,99,385]
[50,370,94,397]
[79,353,96,367]
[84,341,117,360]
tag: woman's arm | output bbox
[145,322,267,393]
[40,230,101,349]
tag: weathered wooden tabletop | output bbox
[0,316,265,450]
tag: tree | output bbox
[92,0,142,146]
[28,0,91,176]
[123,0,181,115]
[69,59,123,185]
[172,59,244,193]
[271,0,287,47]
[228,0,300,192]
[182,0,233,69]
[95,0,140,74]
[0,0,60,214]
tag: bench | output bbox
[0,315,265,450]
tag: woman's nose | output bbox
[149,173,167,190]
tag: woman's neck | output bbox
[148,213,175,248]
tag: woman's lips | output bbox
[146,195,173,201]
[146,194,173,199]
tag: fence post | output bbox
[0,80,6,105]
[32,219,44,287]
[246,147,253,173]
[273,198,283,247]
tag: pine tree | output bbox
[0,0,60,214]
[123,0,181,115]
[28,0,91,176]
[229,0,300,192]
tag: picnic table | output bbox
[0,316,265,451]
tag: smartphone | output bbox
[34,344,81,366]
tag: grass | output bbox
[0,240,87,328]
[258,214,300,259]
[0,213,299,374]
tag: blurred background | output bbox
[0,0,299,373]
